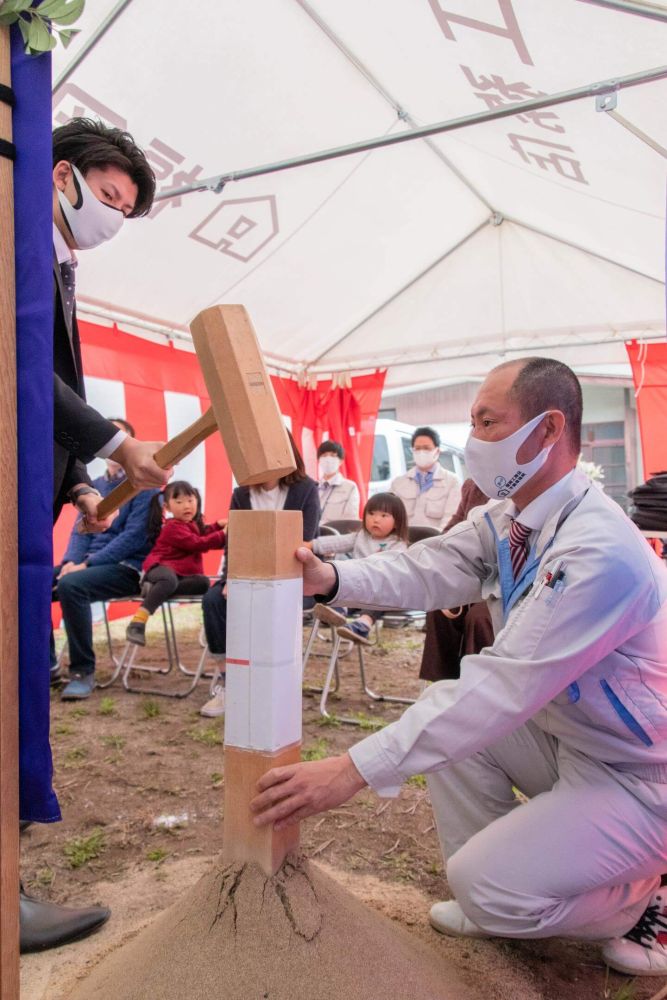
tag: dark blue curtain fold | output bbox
[11,26,60,822]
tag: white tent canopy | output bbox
[52,0,667,388]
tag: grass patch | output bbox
[34,867,55,887]
[63,746,88,767]
[141,699,161,719]
[98,697,116,716]
[70,707,89,719]
[63,829,105,869]
[351,711,385,731]
[211,772,224,787]
[146,848,169,864]
[54,723,73,737]
[188,724,223,747]
[315,714,341,729]
[302,738,330,761]
[102,734,125,750]
[407,774,427,789]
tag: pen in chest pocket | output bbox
[533,559,566,600]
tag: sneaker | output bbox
[125,620,146,646]
[337,621,371,645]
[429,900,490,939]
[61,674,96,701]
[313,604,347,628]
[603,889,667,976]
[200,686,225,718]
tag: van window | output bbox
[371,435,390,481]
[439,451,456,473]
[401,435,414,470]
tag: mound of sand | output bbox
[67,855,472,1000]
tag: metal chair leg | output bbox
[358,643,416,706]
[121,604,210,698]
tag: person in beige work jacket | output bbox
[391,426,461,529]
[252,358,667,980]
[317,440,361,523]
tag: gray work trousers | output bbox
[427,721,667,939]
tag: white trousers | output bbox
[427,721,667,939]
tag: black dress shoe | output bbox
[20,885,110,953]
[50,664,63,686]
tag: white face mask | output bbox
[412,448,439,470]
[319,456,341,477]
[464,411,553,500]
[57,163,125,250]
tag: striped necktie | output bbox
[508,519,532,579]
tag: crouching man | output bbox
[252,357,667,978]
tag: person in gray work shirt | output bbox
[252,357,667,979]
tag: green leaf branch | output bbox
[0,0,84,56]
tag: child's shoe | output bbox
[126,620,146,646]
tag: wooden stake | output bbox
[0,25,20,1000]
[223,509,304,875]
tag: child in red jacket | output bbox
[126,480,226,646]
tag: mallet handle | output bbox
[97,407,218,518]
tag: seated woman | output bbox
[308,491,408,643]
[200,429,320,717]
[419,479,494,683]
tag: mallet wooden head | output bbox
[190,305,295,487]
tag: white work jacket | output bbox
[334,470,667,794]
[318,475,360,523]
[391,465,461,530]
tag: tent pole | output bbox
[292,0,494,213]
[52,0,135,91]
[153,63,667,202]
[0,25,20,1000]
[580,0,667,22]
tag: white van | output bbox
[369,419,467,497]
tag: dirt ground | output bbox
[19,610,665,1000]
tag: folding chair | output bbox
[302,606,418,726]
[323,518,362,535]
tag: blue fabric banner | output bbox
[11,27,60,821]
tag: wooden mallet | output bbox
[97,304,295,518]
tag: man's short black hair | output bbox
[411,426,440,448]
[53,118,155,218]
[506,357,583,454]
[108,417,135,438]
[317,440,345,461]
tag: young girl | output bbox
[126,480,226,645]
[309,491,408,642]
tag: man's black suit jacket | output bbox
[53,254,119,519]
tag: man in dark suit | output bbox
[20,119,172,955]
[51,117,170,523]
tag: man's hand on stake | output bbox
[110,437,173,489]
[250,753,367,830]
[295,546,336,597]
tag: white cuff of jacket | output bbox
[96,430,126,459]
[348,734,403,798]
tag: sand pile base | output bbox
[67,854,471,1000]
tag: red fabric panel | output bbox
[272,371,386,511]
[626,341,667,479]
